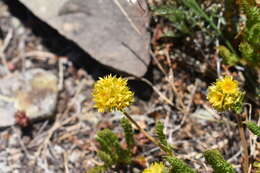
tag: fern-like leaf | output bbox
[239,42,255,62]
[155,121,173,155]
[165,156,197,173]
[217,46,239,66]
[120,117,135,150]
[204,149,235,173]
[97,151,113,167]
[96,129,132,166]
[153,5,190,34]
[96,129,119,162]
[245,121,260,136]
[241,0,260,28]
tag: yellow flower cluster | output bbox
[92,75,134,112]
[143,162,166,173]
[207,76,244,112]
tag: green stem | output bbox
[123,111,174,156]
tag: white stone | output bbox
[0,69,58,128]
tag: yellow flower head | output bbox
[207,76,244,113]
[215,76,238,94]
[92,74,134,112]
[143,162,166,173]
[207,86,224,111]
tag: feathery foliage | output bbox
[165,156,197,173]
[152,0,235,52]
[204,149,235,173]
[219,0,260,66]
[120,117,135,150]
[245,121,260,136]
[217,46,240,66]
[153,4,191,35]
[155,121,174,155]
[96,129,132,164]
[88,128,133,172]
[155,122,196,173]
[240,0,260,65]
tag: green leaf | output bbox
[120,117,135,150]
[166,156,197,173]
[155,121,174,155]
[217,46,239,66]
[204,149,235,173]
[97,151,113,167]
[96,129,119,161]
[96,129,132,166]
[153,5,190,34]
[245,121,260,136]
[239,42,255,62]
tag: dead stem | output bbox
[236,115,249,173]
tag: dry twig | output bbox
[0,29,12,74]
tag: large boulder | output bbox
[18,0,151,77]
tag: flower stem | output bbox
[123,111,173,156]
[236,115,249,173]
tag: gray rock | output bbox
[0,69,58,128]
[18,0,151,77]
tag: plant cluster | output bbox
[87,118,134,173]
[88,0,259,172]
[152,0,234,52]
[153,0,259,99]
[218,0,260,66]
[89,75,260,172]
[88,114,237,173]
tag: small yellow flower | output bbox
[92,75,134,112]
[143,162,165,173]
[207,86,224,111]
[215,76,238,94]
[207,76,244,112]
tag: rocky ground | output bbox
[0,0,259,173]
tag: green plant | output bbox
[120,117,135,150]
[152,0,235,52]
[245,121,260,136]
[165,156,197,173]
[90,75,253,172]
[87,118,134,173]
[218,0,260,66]
[154,121,196,173]
[204,149,235,173]
[155,121,174,155]
[152,4,192,35]
[155,122,233,173]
